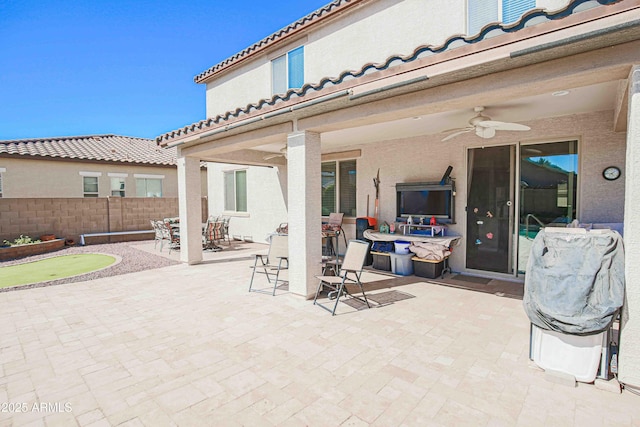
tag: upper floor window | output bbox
[272,46,304,95]
[322,160,357,217]
[468,0,535,35]
[224,169,247,212]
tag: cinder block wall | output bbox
[0,197,207,243]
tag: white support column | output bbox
[177,155,203,265]
[287,131,322,298]
[619,66,640,389]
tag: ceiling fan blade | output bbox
[477,120,530,131]
[476,126,496,139]
[441,129,472,141]
[442,126,473,134]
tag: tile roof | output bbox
[193,0,366,84]
[158,0,626,145]
[0,135,178,166]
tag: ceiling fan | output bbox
[441,106,531,141]
[263,146,287,160]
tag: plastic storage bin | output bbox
[412,257,445,279]
[371,251,391,271]
[389,253,414,276]
[394,241,411,254]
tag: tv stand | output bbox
[399,223,446,237]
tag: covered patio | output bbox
[1,258,638,425]
[157,1,640,392]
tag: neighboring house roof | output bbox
[193,0,368,84]
[0,134,178,166]
[157,0,628,146]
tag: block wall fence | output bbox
[0,197,208,244]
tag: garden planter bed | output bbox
[0,239,65,261]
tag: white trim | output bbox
[108,172,128,178]
[134,174,165,179]
[79,171,102,177]
[0,167,6,173]
[222,211,250,218]
[222,167,248,172]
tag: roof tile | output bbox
[0,134,178,166]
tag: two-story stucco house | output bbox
[156,0,640,388]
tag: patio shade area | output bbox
[0,258,638,425]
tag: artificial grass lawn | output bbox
[0,254,116,288]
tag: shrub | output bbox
[2,235,42,247]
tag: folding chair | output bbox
[314,239,371,316]
[248,234,289,295]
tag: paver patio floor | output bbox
[1,252,638,426]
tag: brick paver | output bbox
[1,251,639,426]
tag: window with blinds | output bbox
[468,0,535,35]
[271,46,305,95]
[83,176,99,198]
[503,0,535,24]
[322,160,356,217]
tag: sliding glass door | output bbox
[517,141,578,274]
[466,140,578,277]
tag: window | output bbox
[468,0,535,35]
[322,160,356,217]
[136,178,162,197]
[0,167,4,197]
[224,170,247,212]
[110,177,125,197]
[272,46,304,95]
[83,176,99,197]
[79,171,102,197]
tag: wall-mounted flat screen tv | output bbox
[396,182,455,223]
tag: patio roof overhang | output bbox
[159,1,640,166]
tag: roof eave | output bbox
[193,0,369,85]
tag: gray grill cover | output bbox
[523,229,625,335]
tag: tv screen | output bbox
[396,182,455,221]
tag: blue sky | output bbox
[0,0,330,141]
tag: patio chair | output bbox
[314,239,371,316]
[221,216,231,245]
[163,221,180,254]
[322,212,347,273]
[150,220,171,252]
[151,220,165,250]
[248,234,288,295]
[203,217,224,251]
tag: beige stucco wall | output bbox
[354,109,625,273]
[0,158,208,198]
[207,162,288,243]
[204,0,572,118]
[211,109,624,271]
